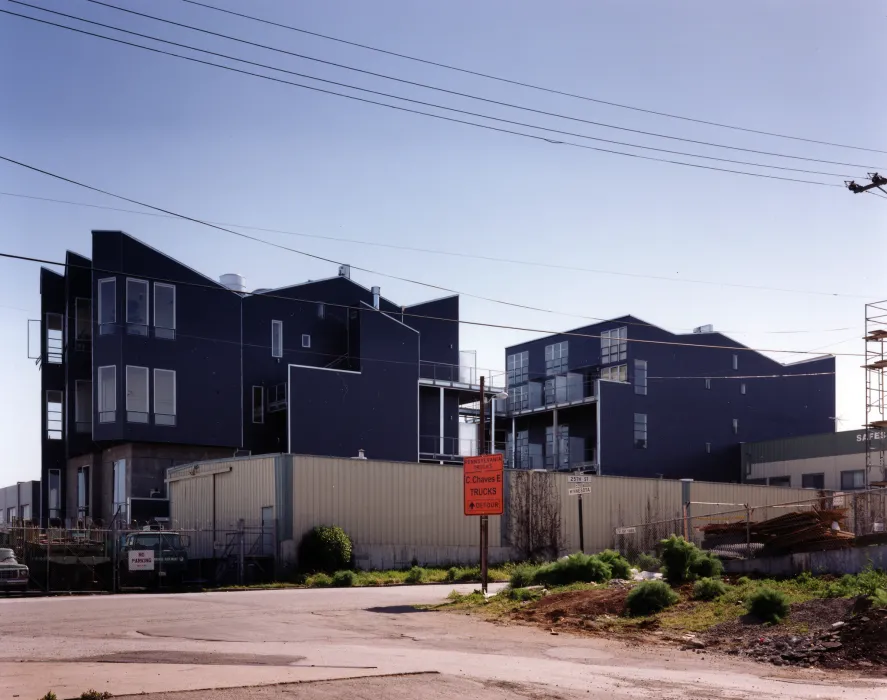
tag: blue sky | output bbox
[1,0,885,483]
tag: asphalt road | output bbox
[1,585,885,700]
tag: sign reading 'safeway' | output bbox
[463,454,504,516]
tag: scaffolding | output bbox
[864,300,887,487]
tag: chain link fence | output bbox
[613,488,887,565]
[0,519,278,594]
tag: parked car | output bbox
[0,548,29,592]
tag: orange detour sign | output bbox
[463,454,504,516]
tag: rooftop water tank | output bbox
[220,273,246,293]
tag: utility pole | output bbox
[846,173,887,196]
[478,375,488,594]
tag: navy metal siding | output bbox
[91,231,241,448]
[405,296,459,369]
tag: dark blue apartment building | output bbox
[37,230,499,525]
[504,317,835,482]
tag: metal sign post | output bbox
[568,483,594,553]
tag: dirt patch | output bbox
[822,603,887,670]
[515,588,628,628]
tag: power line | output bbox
[1,189,877,307]
[69,0,884,174]
[8,4,862,180]
[0,9,848,188]
[0,250,862,357]
[178,0,887,157]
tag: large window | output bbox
[634,413,647,449]
[77,466,90,518]
[153,283,176,339]
[840,470,865,491]
[634,359,647,395]
[802,473,825,490]
[600,364,627,382]
[544,341,568,375]
[514,430,529,468]
[75,380,92,433]
[125,365,149,423]
[113,459,127,522]
[48,469,61,520]
[506,351,529,386]
[98,365,117,423]
[154,369,176,426]
[45,312,63,364]
[601,326,627,364]
[509,384,529,412]
[271,320,283,357]
[75,298,91,347]
[126,278,149,335]
[252,386,265,423]
[46,390,63,440]
[98,277,116,335]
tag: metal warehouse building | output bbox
[168,453,810,573]
[742,428,887,490]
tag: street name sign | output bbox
[568,486,593,496]
[464,454,504,516]
[567,475,594,484]
[615,527,637,535]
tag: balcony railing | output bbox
[418,435,507,461]
[508,373,596,414]
[419,360,506,391]
[508,446,597,472]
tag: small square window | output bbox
[802,473,824,490]
[302,334,311,348]
[840,470,865,491]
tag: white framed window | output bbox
[153,283,176,339]
[45,312,63,364]
[272,320,283,358]
[634,359,647,395]
[732,418,739,435]
[75,297,91,345]
[77,466,90,517]
[634,413,647,449]
[48,469,61,520]
[126,365,149,423]
[601,326,627,364]
[126,278,149,335]
[154,369,176,426]
[600,364,627,382]
[46,390,63,440]
[98,277,116,335]
[506,351,529,386]
[252,386,264,423]
[544,341,569,375]
[740,383,747,395]
[98,365,117,423]
[75,380,92,433]
[113,459,127,522]
[302,334,311,348]
[732,354,739,370]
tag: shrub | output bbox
[39,693,58,700]
[78,692,112,700]
[693,577,728,601]
[533,553,612,587]
[508,586,542,602]
[509,563,539,589]
[737,576,752,586]
[297,525,352,573]
[405,566,425,584]
[689,552,723,580]
[870,588,887,609]
[746,587,790,623]
[827,567,887,598]
[635,553,660,572]
[331,570,355,587]
[445,566,459,582]
[597,550,632,580]
[660,535,699,585]
[308,572,332,588]
[626,580,679,616]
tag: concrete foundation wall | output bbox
[724,544,887,577]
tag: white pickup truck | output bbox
[0,548,29,592]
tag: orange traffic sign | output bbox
[464,454,504,516]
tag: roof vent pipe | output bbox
[338,264,351,279]
[371,286,380,309]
